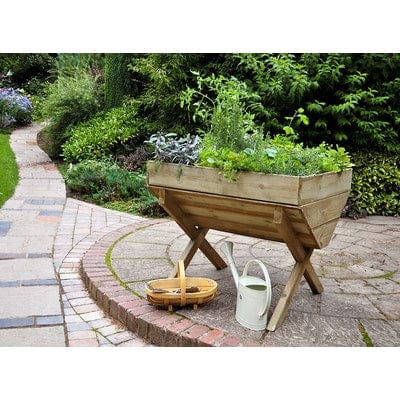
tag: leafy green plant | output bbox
[235,53,400,153]
[40,70,103,158]
[0,54,55,89]
[348,152,399,216]
[199,134,352,180]
[128,54,234,135]
[64,159,164,217]
[120,145,152,172]
[178,71,352,179]
[62,102,141,163]
[51,54,104,79]
[181,72,263,141]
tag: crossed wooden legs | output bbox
[155,188,227,278]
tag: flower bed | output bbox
[0,88,33,127]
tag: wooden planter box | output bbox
[147,161,352,249]
[146,161,352,330]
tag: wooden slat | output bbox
[148,161,301,205]
[181,203,311,235]
[173,192,306,225]
[179,227,209,273]
[312,218,341,248]
[189,214,318,247]
[170,190,293,218]
[301,192,350,228]
[147,161,352,206]
[304,263,324,294]
[299,168,352,205]
[167,188,315,239]
[273,207,308,261]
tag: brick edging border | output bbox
[80,220,266,347]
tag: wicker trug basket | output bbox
[145,260,218,312]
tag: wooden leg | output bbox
[154,187,227,272]
[273,206,322,293]
[267,206,322,331]
[303,260,324,294]
[266,249,313,331]
[169,227,208,278]
[181,227,209,268]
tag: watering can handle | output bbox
[243,259,272,318]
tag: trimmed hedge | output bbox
[349,152,399,216]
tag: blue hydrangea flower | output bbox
[0,88,33,127]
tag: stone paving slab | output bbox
[0,286,62,318]
[0,326,66,346]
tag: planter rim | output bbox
[147,160,352,207]
[147,160,352,179]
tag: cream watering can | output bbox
[221,241,272,331]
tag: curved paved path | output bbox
[0,124,152,346]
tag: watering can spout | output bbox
[220,241,239,289]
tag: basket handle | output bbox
[178,260,186,306]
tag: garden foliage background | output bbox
[1,53,399,216]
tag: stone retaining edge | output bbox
[80,221,267,347]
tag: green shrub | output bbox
[64,160,164,217]
[40,71,103,157]
[104,54,131,109]
[120,145,152,172]
[349,152,399,216]
[65,160,141,201]
[249,54,400,153]
[128,54,231,134]
[52,54,104,79]
[62,102,141,163]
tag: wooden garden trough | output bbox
[146,161,352,331]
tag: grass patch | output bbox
[369,270,396,280]
[0,130,19,208]
[104,231,141,296]
[357,320,374,347]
